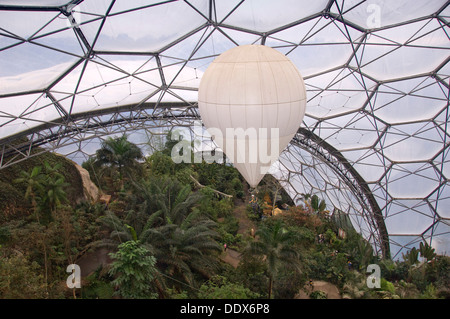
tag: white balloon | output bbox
[198,45,307,188]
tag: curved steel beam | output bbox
[293,128,390,258]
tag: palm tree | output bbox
[419,241,436,262]
[145,213,222,286]
[14,166,45,223]
[243,220,302,298]
[14,164,68,291]
[310,195,326,213]
[131,176,202,226]
[156,182,202,226]
[43,161,64,180]
[40,175,69,222]
[98,177,221,291]
[99,209,221,292]
[97,210,158,252]
[299,192,327,215]
[95,134,143,188]
[350,232,376,270]
[97,175,204,249]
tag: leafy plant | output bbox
[14,166,45,223]
[310,195,326,213]
[109,240,158,299]
[420,283,439,299]
[243,220,301,298]
[98,180,222,290]
[419,241,436,262]
[310,290,327,299]
[0,253,47,298]
[94,134,143,189]
[380,278,395,294]
[82,268,115,299]
[198,275,260,299]
[402,247,419,266]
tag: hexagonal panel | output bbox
[387,163,440,199]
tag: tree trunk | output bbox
[43,237,48,294]
[268,275,273,299]
[31,195,40,224]
[189,175,232,198]
[271,186,281,216]
[118,164,124,191]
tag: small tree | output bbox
[40,175,69,223]
[109,240,158,299]
[419,242,436,262]
[40,161,68,220]
[14,166,45,223]
[95,134,143,189]
[14,163,69,292]
[0,253,47,298]
[310,195,326,213]
[15,162,69,224]
[243,220,301,298]
[198,275,260,299]
[402,247,419,266]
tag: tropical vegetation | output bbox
[0,134,448,299]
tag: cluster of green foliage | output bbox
[197,275,260,299]
[108,240,158,299]
[1,133,449,300]
[228,190,449,300]
[0,155,104,298]
[0,152,84,221]
[80,135,236,298]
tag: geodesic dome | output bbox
[0,0,449,259]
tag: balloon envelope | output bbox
[198,44,307,188]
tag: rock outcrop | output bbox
[73,163,99,203]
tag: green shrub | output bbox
[198,275,260,299]
[109,240,158,299]
[222,215,239,235]
[83,277,115,299]
[0,254,47,298]
[0,225,11,244]
[310,290,327,299]
[380,278,395,294]
[420,283,439,299]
